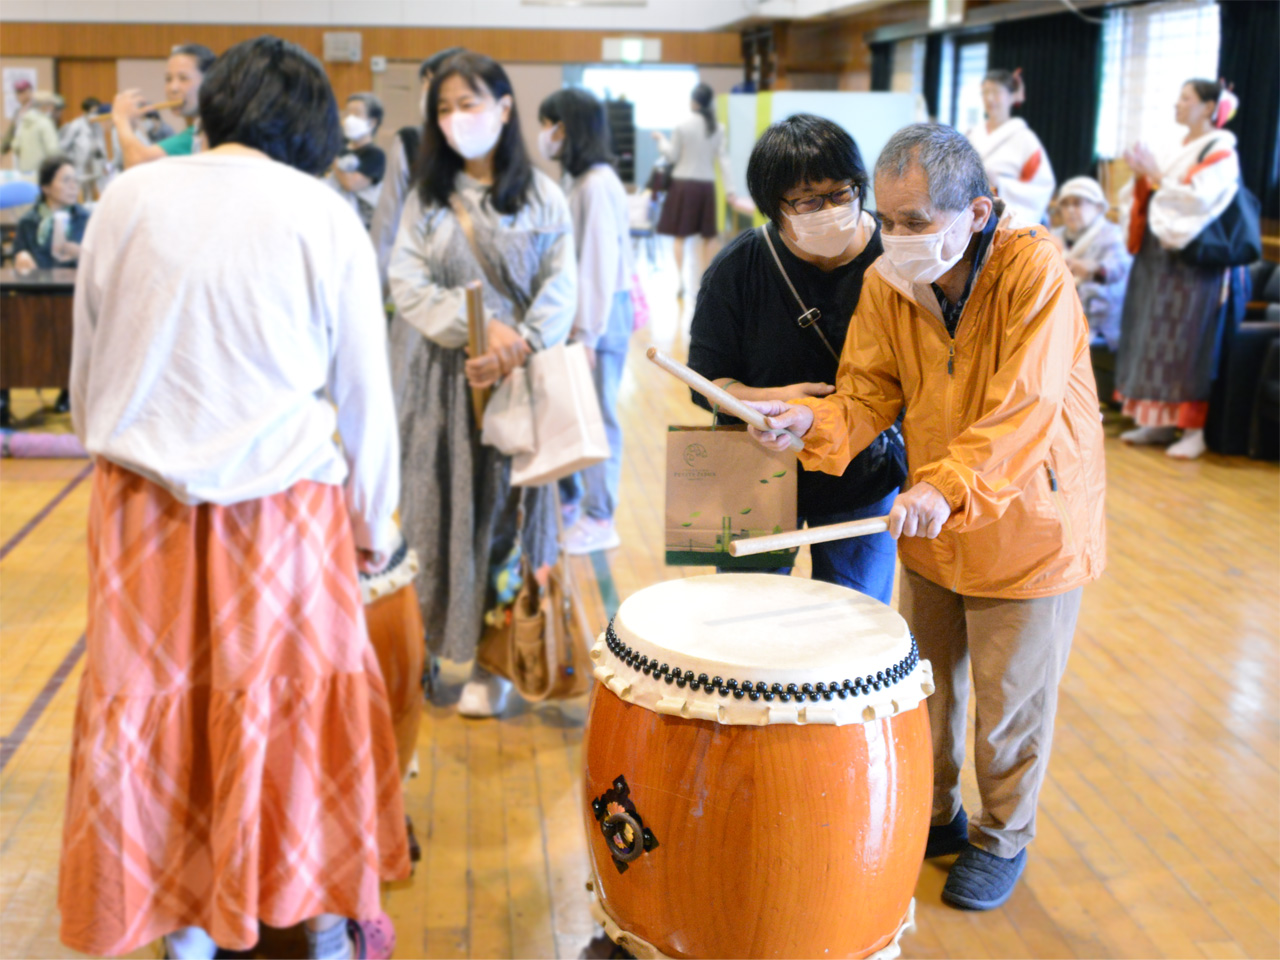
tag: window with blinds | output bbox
[891,38,925,97]
[1095,0,1221,159]
[952,40,990,134]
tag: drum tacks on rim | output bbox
[582,574,934,959]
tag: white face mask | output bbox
[787,202,860,259]
[879,209,973,285]
[441,105,505,160]
[537,124,561,162]
[342,114,372,142]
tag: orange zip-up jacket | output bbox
[791,210,1106,599]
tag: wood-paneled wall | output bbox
[775,1,926,91]
[53,58,114,120]
[2,22,742,108]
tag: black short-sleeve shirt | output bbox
[688,221,906,516]
[340,143,386,185]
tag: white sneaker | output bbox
[565,518,621,556]
[457,672,513,718]
[1166,428,1207,460]
[1120,425,1178,445]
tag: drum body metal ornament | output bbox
[583,574,935,959]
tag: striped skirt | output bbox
[58,460,410,957]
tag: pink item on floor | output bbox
[2,432,88,458]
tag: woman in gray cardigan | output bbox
[389,52,576,718]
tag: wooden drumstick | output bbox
[465,280,489,425]
[729,515,890,557]
[93,99,185,121]
[645,347,805,452]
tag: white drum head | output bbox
[590,574,933,726]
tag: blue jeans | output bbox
[718,488,898,605]
[803,488,899,605]
[562,290,633,522]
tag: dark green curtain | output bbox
[1218,0,1280,218]
[870,41,894,93]
[987,11,1102,181]
[923,34,943,120]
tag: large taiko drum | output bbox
[583,574,935,960]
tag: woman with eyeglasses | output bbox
[687,114,906,602]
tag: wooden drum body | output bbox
[583,575,935,960]
[360,545,425,779]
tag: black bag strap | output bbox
[757,225,839,362]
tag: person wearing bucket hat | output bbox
[1052,176,1131,406]
[12,89,62,173]
[1,78,35,156]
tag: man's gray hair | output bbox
[875,123,992,212]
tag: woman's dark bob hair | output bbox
[38,154,73,191]
[538,87,614,179]
[417,52,532,216]
[198,35,343,176]
[746,113,869,225]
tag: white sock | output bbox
[305,916,353,960]
[1167,428,1207,459]
[163,925,218,960]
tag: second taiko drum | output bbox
[583,574,934,959]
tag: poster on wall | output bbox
[3,68,37,118]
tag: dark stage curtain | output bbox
[988,11,1102,181]
[1218,0,1280,218]
[923,34,943,120]
[870,41,894,93]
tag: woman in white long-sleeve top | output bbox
[62,37,407,960]
[1116,78,1244,460]
[653,81,735,293]
[965,69,1055,224]
[537,87,635,555]
[388,52,577,718]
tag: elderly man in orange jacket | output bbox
[748,123,1106,911]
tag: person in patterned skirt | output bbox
[60,36,408,960]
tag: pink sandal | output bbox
[347,912,396,960]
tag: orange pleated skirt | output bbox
[58,460,410,957]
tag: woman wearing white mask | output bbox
[537,87,635,555]
[965,69,1055,224]
[329,92,386,229]
[388,52,576,718]
[686,114,905,602]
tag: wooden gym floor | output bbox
[1,257,1277,960]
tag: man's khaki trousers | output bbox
[900,566,1083,859]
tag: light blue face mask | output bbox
[879,209,972,285]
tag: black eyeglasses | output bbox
[780,183,860,216]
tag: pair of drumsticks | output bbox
[646,347,889,557]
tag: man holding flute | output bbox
[745,123,1106,912]
[112,43,216,168]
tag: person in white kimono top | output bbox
[1051,176,1132,404]
[966,69,1055,224]
[1115,79,1243,460]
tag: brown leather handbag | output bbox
[476,492,595,701]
